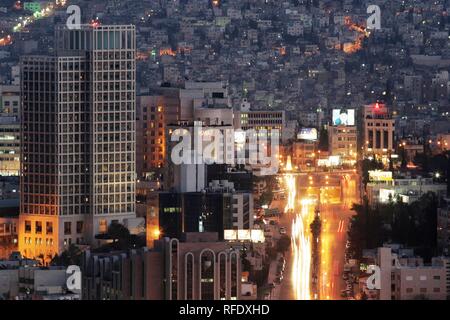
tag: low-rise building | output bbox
[82,232,242,300]
[374,246,448,300]
[366,175,447,205]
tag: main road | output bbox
[276,167,359,300]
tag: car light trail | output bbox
[283,156,313,299]
[284,156,296,212]
[291,212,311,300]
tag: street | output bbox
[273,169,359,300]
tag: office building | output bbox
[0,85,20,118]
[233,101,285,139]
[82,247,164,300]
[136,87,180,178]
[19,25,137,260]
[179,81,231,121]
[0,117,20,176]
[328,125,357,165]
[158,180,253,241]
[292,140,317,170]
[362,103,395,162]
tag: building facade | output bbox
[136,88,180,178]
[0,117,20,176]
[362,103,395,162]
[19,25,137,260]
[328,125,357,165]
[155,233,241,300]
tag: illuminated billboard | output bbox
[369,170,393,182]
[24,2,41,13]
[379,189,395,203]
[224,229,265,243]
[297,128,318,141]
[332,109,355,126]
[317,156,341,167]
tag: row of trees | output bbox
[254,175,277,207]
[347,192,438,261]
[51,223,146,266]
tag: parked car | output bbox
[279,227,287,235]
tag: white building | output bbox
[366,175,447,205]
[0,117,20,176]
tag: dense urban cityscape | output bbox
[0,0,449,305]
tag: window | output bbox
[433,275,440,280]
[406,288,413,293]
[99,219,107,234]
[35,221,42,234]
[46,222,53,235]
[64,222,71,235]
[76,221,83,234]
[25,220,31,233]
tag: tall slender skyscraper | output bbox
[20,25,136,260]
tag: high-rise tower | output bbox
[19,25,136,260]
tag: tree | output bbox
[318,128,329,152]
[348,193,440,260]
[107,223,131,244]
[257,190,274,207]
[51,244,82,267]
[94,223,145,252]
[347,200,386,260]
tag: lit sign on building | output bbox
[224,229,265,243]
[24,2,41,13]
[379,189,395,202]
[317,156,341,167]
[368,170,393,182]
[297,128,318,141]
[332,109,355,126]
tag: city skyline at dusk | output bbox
[0,0,449,311]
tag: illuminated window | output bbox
[99,219,107,233]
[46,222,53,235]
[35,221,42,234]
[25,220,31,234]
